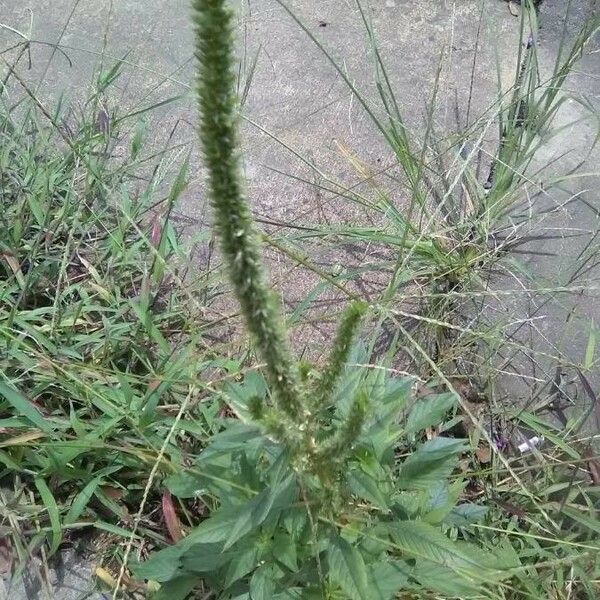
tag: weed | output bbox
[130,1,510,598]
[0,55,227,587]
[1,0,600,599]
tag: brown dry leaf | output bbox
[415,383,435,398]
[584,448,600,485]
[150,216,162,248]
[508,1,520,17]
[475,445,491,464]
[424,426,438,441]
[496,498,526,519]
[589,459,600,486]
[0,430,46,449]
[458,458,471,473]
[1,253,24,286]
[162,490,183,543]
[100,486,124,502]
[95,566,117,588]
[147,379,161,394]
[451,379,486,404]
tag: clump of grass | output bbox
[0,59,228,581]
[268,0,600,387]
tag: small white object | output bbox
[518,436,544,454]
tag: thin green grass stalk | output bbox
[192,0,303,420]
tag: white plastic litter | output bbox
[518,436,544,454]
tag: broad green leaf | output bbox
[423,479,464,524]
[282,508,308,539]
[366,561,410,600]
[34,478,61,555]
[250,565,277,600]
[327,535,369,600]
[394,490,423,518]
[422,481,452,524]
[360,412,403,462]
[445,503,489,526]
[411,560,482,596]
[360,523,392,558]
[180,505,242,546]
[134,514,240,583]
[151,575,198,600]
[379,377,413,408]
[224,475,296,550]
[405,393,456,434]
[199,422,263,461]
[133,544,185,582]
[347,468,389,510]
[272,533,298,571]
[332,343,369,416]
[165,470,207,498]
[166,461,237,498]
[360,379,409,460]
[161,468,292,580]
[399,438,466,491]
[388,520,501,580]
[408,437,467,460]
[224,373,268,420]
[223,544,260,588]
[274,587,322,599]
[0,382,53,433]
[64,476,103,525]
[182,542,240,581]
[493,538,522,570]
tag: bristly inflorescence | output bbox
[192,0,367,485]
[192,0,303,420]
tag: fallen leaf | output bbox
[495,498,526,519]
[100,486,124,502]
[425,426,438,440]
[147,379,161,394]
[589,459,600,486]
[150,216,162,248]
[475,445,491,464]
[0,430,46,448]
[1,253,24,286]
[584,447,600,485]
[162,490,183,543]
[95,566,117,588]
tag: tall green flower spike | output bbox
[193,0,367,485]
[192,0,303,420]
[311,301,368,410]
